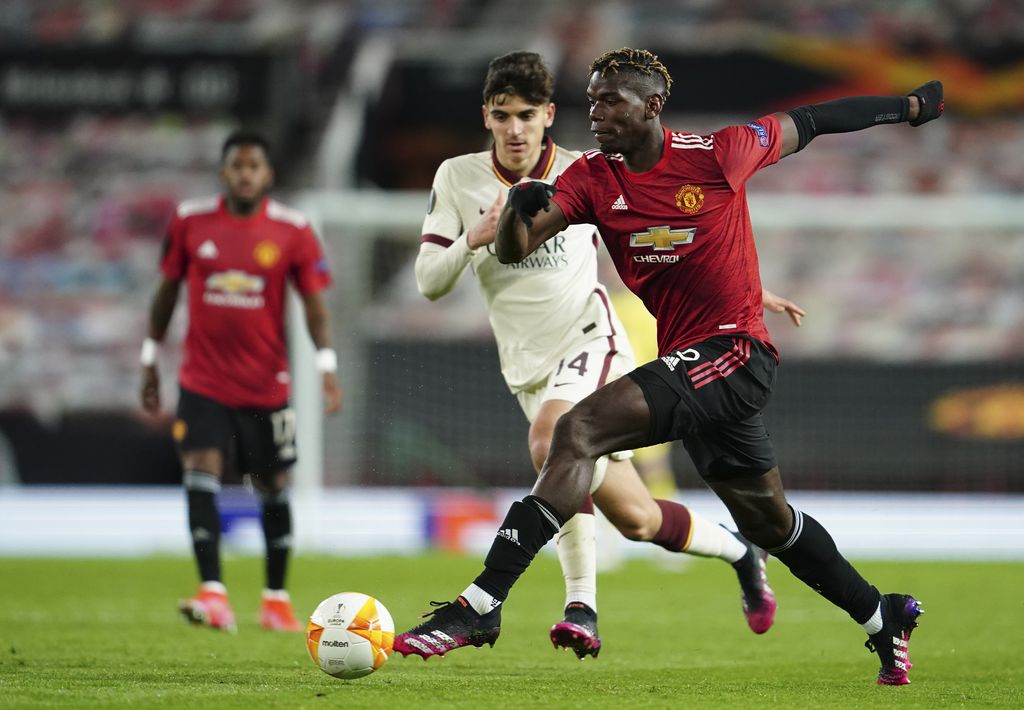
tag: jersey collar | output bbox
[219,194,268,220]
[623,127,673,177]
[490,135,556,187]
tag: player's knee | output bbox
[551,405,603,460]
[527,437,551,474]
[734,511,791,549]
[182,449,222,477]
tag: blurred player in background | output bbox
[398,48,944,685]
[405,50,801,659]
[140,130,341,633]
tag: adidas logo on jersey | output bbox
[198,240,219,259]
[611,195,628,211]
[497,528,520,545]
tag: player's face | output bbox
[221,145,273,208]
[483,95,555,175]
[587,72,652,154]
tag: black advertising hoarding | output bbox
[2,346,1022,490]
[0,50,277,115]
[355,344,1024,493]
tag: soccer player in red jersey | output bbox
[140,130,340,633]
[395,49,943,685]
[405,51,794,661]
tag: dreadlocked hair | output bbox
[590,47,672,98]
[483,51,554,106]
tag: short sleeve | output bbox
[159,212,188,280]
[290,226,332,294]
[713,115,783,191]
[551,156,595,225]
[421,160,463,246]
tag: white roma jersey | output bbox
[419,137,629,392]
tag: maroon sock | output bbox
[652,499,692,552]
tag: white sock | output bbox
[200,580,227,594]
[461,583,501,616]
[861,603,883,635]
[683,512,748,563]
[555,512,597,612]
[262,589,289,600]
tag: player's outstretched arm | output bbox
[140,276,181,413]
[776,80,944,159]
[762,287,806,327]
[495,181,568,264]
[300,291,342,414]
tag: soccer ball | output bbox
[306,592,394,679]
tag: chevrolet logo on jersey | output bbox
[206,270,265,294]
[629,226,696,251]
[203,270,267,309]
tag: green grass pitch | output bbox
[1,553,1021,709]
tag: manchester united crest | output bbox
[675,184,704,215]
[253,241,281,268]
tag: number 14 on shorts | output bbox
[554,352,589,384]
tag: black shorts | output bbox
[174,387,297,478]
[627,335,778,481]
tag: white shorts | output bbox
[515,336,635,420]
[514,335,636,492]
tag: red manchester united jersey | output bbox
[552,116,782,358]
[160,195,331,408]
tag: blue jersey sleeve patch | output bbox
[746,121,770,148]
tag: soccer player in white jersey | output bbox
[403,51,802,660]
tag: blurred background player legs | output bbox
[179,446,235,633]
[173,388,305,633]
[254,471,302,632]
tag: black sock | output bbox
[768,508,881,624]
[473,495,564,602]
[184,470,221,583]
[261,489,292,591]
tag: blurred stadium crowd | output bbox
[0,1,1022,488]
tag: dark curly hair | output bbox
[221,129,272,164]
[482,51,554,106]
[590,47,672,99]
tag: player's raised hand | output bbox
[467,190,506,249]
[140,365,161,413]
[908,80,943,126]
[322,373,342,414]
[762,288,806,327]
[508,180,556,228]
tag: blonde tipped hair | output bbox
[590,48,672,98]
